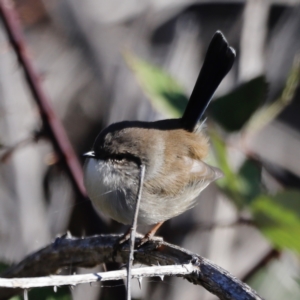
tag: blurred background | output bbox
[1,0,300,299]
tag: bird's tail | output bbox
[181,31,236,132]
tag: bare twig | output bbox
[0,0,86,198]
[198,217,255,232]
[0,234,263,300]
[0,264,195,289]
[127,165,145,300]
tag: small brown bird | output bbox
[84,31,235,243]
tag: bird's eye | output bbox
[109,154,129,164]
[110,153,141,165]
[115,154,126,160]
[114,155,126,162]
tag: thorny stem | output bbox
[127,165,145,300]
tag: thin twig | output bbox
[198,217,255,231]
[0,130,43,163]
[242,248,280,282]
[127,165,145,300]
[0,264,195,289]
[0,0,86,198]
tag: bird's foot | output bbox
[136,232,153,248]
[112,229,132,261]
[137,221,164,248]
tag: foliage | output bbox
[208,76,267,131]
[251,191,300,252]
[0,262,8,274]
[125,53,188,118]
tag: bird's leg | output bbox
[137,221,164,247]
[112,227,133,261]
[117,227,132,245]
[113,221,164,259]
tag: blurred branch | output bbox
[0,0,86,198]
[0,234,263,300]
[198,217,255,232]
[0,129,43,163]
[239,0,268,81]
[242,249,280,283]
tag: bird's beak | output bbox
[83,151,95,158]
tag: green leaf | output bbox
[27,286,71,300]
[0,262,9,274]
[210,131,245,209]
[210,131,263,208]
[251,190,300,253]
[238,159,262,204]
[125,53,188,118]
[1,287,71,300]
[209,76,268,131]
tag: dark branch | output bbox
[0,0,86,198]
[0,234,263,300]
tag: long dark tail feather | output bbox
[181,31,236,132]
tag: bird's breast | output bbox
[84,158,139,224]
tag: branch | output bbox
[0,0,86,198]
[0,234,264,300]
[242,249,280,282]
[0,264,195,288]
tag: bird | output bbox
[83,31,236,244]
